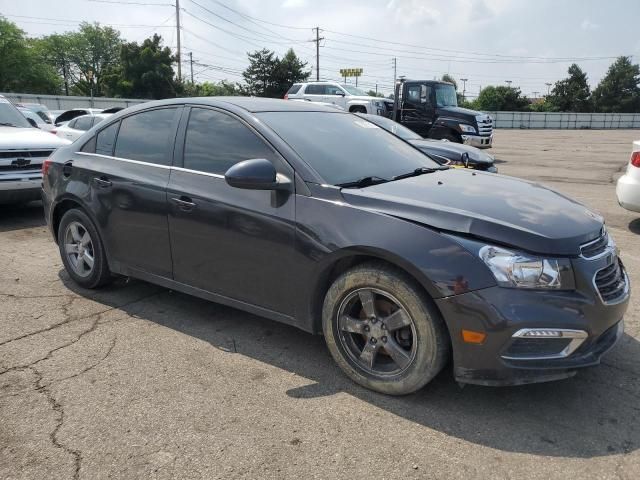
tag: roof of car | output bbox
[128,96,343,114]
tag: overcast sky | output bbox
[3,0,639,97]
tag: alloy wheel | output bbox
[64,221,95,277]
[336,288,417,376]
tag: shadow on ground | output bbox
[61,272,640,460]
[0,202,45,233]
[628,218,640,235]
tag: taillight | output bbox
[284,93,288,99]
[42,158,53,176]
[631,151,640,168]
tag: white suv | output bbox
[285,82,388,115]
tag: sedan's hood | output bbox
[409,139,494,164]
[0,127,71,149]
[341,169,602,256]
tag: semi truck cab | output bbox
[391,79,493,148]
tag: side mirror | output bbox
[336,91,346,96]
[225,158,291,191]
[27,118,39,128]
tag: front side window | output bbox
[183,108,275,175]
[258,111,439,185]
[96,122,119,156]
[114,108,177,165]
[326,85,343,95]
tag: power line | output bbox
[86,0,174,6]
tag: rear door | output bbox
[302,84,326,103]
[167,106,296,315]
[79,106,181,278]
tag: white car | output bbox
[616,140,640,212]
[18,107,56,133]
[55,113,111,142]
[0,96,70,204]
[285,81,388,115]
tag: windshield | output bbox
[0,100,32,128]
[258,112,440,186]
[360,114,423,141]
[435,84,458,108]
[342,85,367,96]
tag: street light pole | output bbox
[545,82,552,95]
[460,78,468,102]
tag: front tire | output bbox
[322,262,449,395]
[58,208,112,289]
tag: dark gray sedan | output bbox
[359,113,497,172]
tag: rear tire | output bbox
[58,208,112,289]
[322,262,449,395]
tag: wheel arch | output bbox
[308,248,449,337]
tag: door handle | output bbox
[93,177,112,188]
[171,196,196,211]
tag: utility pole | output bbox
[189,52,194,84]
[505,80,512,87]
[392,57,397,86]
[312,27,324,81]
[460,78,468,102]
[533,91,539,99]
[545,82,552,95]
[176,0,182,82]
[375,83,378,95]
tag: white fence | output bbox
[485,111,640,129]
[1,92,147,110]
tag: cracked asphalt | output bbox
[1,129,640,479]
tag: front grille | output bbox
[594,259,627,303]
[0,150,52,172]
[0,150,52,159]
[581,229,609,258]
[476,115,493,137]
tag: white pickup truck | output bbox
[285,81,388,116]
[0,96,70,204]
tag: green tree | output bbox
[441,73,457,90]
[474,85,530,111]
[0,18,61,93]
[547,64,591,112]
[592,56,640,113]
[36,34,75,95]
[242,48,279,97]
[366,89,384,97]
[67,23,122,96]
[274,48,310,97]
[105,34,176,99]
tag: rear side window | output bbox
[114,108,177,165]
[96,122,119,156]
[304,84,325,95]
[93,116,106,127]
[287,84,302,95]
[183,108,274,175]
[74,116,93,131]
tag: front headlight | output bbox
[479,245,561,289]
[459,124,476,134]
[374,100,383,107]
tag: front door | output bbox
[167,106,296,316]
[401,83,435,137]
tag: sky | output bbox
[2,0,639,97]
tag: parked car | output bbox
[616,140,640,212]
[43,98,628,395]
[0,96,70,204]
[55,113,111,142]
[54,108,104,126]
[18,103,56,125]
[18,107,56,133]
[358,113,497,172]
[285,82,387,115]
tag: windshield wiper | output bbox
[392,166,449,181]
[0,122,20,128]
[337,176,389,189]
